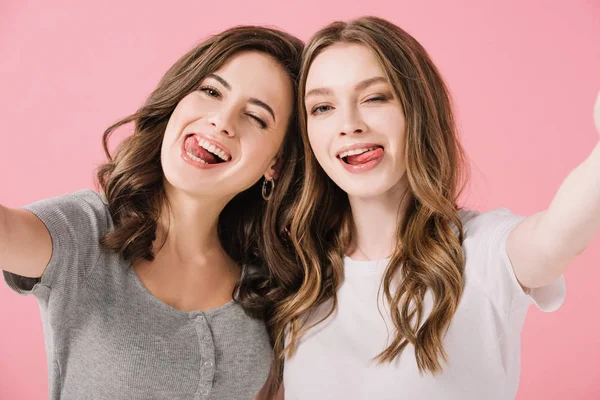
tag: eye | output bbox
[247,114,268,129]
[365,95,388,103]
[198,85,221,98]
[310,104,333,115]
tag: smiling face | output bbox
[160,50,294,200]
[304,43,407,199]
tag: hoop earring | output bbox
[262,177,275,201]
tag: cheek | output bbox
[307,134,327,164]
[241,136,278,171]
[307,121,332,159]
[368,110,406,150]
[167,93,214,136]
[162,114,180,145]
[160,122,180,169]
[162,100,191,145]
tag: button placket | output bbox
[191,313,216,399]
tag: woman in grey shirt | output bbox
[1,25,303,400]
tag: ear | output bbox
[264,154,284,181]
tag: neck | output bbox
[347,175,411,261]
[156,182,233,266]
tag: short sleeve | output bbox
[463,209,566,313]
[3,190,111,295]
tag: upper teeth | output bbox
[196,138,230,161]
[338,147,377,159]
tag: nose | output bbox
[207,107,236,138]
[339,106,367,136]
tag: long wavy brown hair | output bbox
[267,16,469,394]
[96,26,304,320]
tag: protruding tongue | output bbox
[346,148,383,165]
[184,136,218,164]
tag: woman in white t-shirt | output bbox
[264,17,600,400]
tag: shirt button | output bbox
[203,335,211,341]
[204,361,213,367]
[200,388,209,395]
[195,315,204,321]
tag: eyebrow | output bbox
[207,73,231,90]
[249,98,276,123]
[206,73,276,123]
[355,76,388,91]
[305,76,389,100]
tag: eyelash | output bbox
[310,95,389,116]
[366,95,388,103]
[199,85,221,98]
[199,85,268,129]
[310,105,332,115]
[247,114,267,129]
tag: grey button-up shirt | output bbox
[3,190,271,400]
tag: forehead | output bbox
[213,51,293,113]
[306,43,385,91]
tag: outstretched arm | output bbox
[507,91,600,289]
[0,205,52,278]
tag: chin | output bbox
[343,186,392,199]
[161,164,205,197]
[334,180,386,197]
[335,174,406,200]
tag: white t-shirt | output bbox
[283,209,566,400]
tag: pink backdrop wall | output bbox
[1,0,599,398]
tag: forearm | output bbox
[537,140,600,260]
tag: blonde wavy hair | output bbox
[266,16,469,395]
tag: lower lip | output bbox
[338,151,384,173]
[180,139,226,169]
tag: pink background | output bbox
[1,0,599,398]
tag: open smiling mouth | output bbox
[337,146,384,165]
[183,134,231,165]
